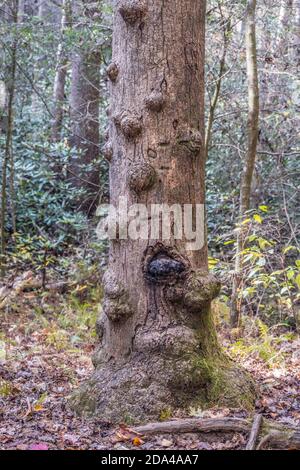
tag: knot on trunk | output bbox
[102,271,133,322]
[177,128,202,154]
[115,111,142,139]
[128,162,156,193]
[166,271,221,311]
[118,0,147,25]
[145,91,165,112]
[107,62,119,82]
[147,148,157,159]
[102,142,113,162]
[102,298,132,322]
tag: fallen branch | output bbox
[0,271,34,308]
[133,417,300,450]
[0,271,71,309]
[246,414,263,450]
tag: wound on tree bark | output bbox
[118,0,147,25]
[146,253,187,284]
[177,128,202,154]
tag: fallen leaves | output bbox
[113,425,145,447]
[0,285,299,450]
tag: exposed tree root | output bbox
[133,416,300,450]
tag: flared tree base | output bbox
[70,350,256,424]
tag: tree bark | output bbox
[230,0,260,328]
[275,0,293,57]
[0,0,18,276]
[71,0,255,423]
[69,0,102,212]
[51,0,72,142]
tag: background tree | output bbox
[230,0,260,328]
[51,0,72,142]
[69,0,103,212]
[0,0,18,276]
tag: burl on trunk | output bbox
[71,0,255,423]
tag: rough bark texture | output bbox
[230,0,260,328]
[69,0,101,211]
[71,0,255,423]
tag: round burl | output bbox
[145,91,165,112]
[107,62,119,82]
[118,0,147,25]
[128,162,156,193]
[102,271,133,322]
[119,113,142,139]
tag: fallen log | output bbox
[133,416,300,450]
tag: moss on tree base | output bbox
[70,350,256,424]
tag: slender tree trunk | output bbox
[69,0,101,212]
[230,0,260,328]
[292,0,300,62]
[275,0,293,56]
[1,0,18,276]
[71,0,255,423]
[205,16,231,161]
[51,0,72,142]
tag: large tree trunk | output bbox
[71,0,255,423]
[230,0,260,328]
[69,0,101,212]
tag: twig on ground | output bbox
[246,413,263,450]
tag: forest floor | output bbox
[0,284,300,450]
